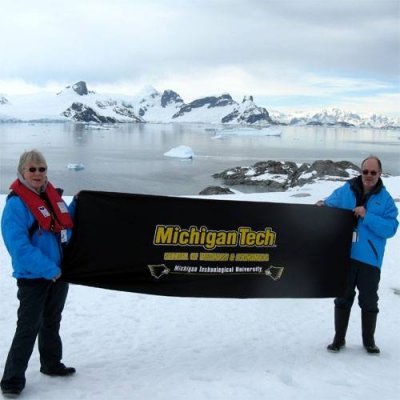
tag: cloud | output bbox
[0,0,398,114]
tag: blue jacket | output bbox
[324,177,398,269]
[1,194,77,280]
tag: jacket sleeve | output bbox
[324,183,352,210]
[362,195,399,239]
[1,197,61,280]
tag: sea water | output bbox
[0,122,399,196]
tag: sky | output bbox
[0,177,399,400]
[0,0,399,115]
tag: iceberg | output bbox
[164,145,194,159]
[67,163,85,171]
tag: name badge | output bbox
[60,229,68,243]
[57,202,68,214]
[352,231,358,243]
[38,206,50,218]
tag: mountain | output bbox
[269,107,400,129]
[171,94,237,123]
[0,81,399,128]
[56,82,142,123]
[221,95,274,125]
[0,81,142,123]
[134,86,184,122]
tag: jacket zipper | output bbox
[367,239,379,260]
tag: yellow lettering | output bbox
[239,227,276,247]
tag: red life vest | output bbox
[10,179,73,233]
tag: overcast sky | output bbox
[0,0,399,115]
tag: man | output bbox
[317,156,398,354]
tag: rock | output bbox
[62,102,118,123]
[198,186,235,195]
[213,160,362,191]
[72,81,91,96]
[173,94,236,118]
[290,193,311,197]
[161,90,184,108]
[222,96,273,124]
[113,106,143,122]
[138,89,184,117]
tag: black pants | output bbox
[1,279,69,391]
[334,259,381,313]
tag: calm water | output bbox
[0,122,399,196]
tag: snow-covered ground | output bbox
[1,177,399,400]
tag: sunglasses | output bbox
[362,169,378,176]
[27,167,47,173]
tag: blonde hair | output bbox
[18,149,47,175]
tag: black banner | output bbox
[62,190,354,298]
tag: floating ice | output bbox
[217,127,282,137]
[67,163,85,170]
[164,145,194,159]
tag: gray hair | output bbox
[17,149,47,175]
[361,155,382,172]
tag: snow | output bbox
[0,88,136,122]
[164,145,195,159]
[174,105,237,124]
[298,171,317,180]
[2,84,400,128]
[248,172,288,183]
[0,177,399,400]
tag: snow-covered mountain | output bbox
[221,95,274,125]
[171,93,237,123]
[0,82,142,123]
[269,107,400,129]
[123,90,272,125]
[133,85,184,122]
[0,81,399,128]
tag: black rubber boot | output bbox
[327,307,351,352]
[362,310,380,354]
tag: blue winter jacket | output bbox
[324,177,398,269]
[1,194,77,280]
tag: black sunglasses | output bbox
[362,169,378,176]
[27,167,47,173]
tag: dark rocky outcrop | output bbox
[0,96,9,105]
[222,96,274,124]
[62,101,143,123]
[71,81,92,96]
[173,94,236,118]
[213,160,362,191]
[138,89,183,117]
[62,102,117,123]
[57,81,94,97]
[161,90,184,108]
[222,108,272,124]
[198,186,235,195]
[96,100,117,109]
[113,106,143,122]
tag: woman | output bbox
[1,150,76,397]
